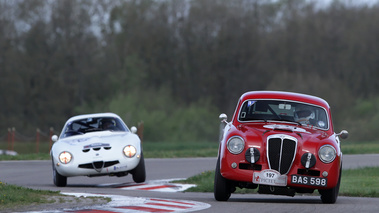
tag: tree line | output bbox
[1,0,378,141]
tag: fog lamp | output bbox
[301,152,316,168]
[245,147,260,163]
[231,162,237,169]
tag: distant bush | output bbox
[340,97,379,141]
[76,88,220,142]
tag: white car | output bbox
[50,112,145,187]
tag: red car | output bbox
[214,91,348,203]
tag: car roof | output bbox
[65,112,122,124]
[238,91,330,109]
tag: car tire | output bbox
[319,168,342,204]
[214,157,232,201]
[52,158,67,187]
[131,152,146,183]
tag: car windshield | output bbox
[60,116,128,138]
[238,100,329,129]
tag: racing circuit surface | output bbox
[1,155,379,212]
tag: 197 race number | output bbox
[291,175,327,187]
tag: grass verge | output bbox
[0,182,111,212]
[341,140,379,155]
[0,182,58,210]
[340,167,379,197]
[175,167,379,197]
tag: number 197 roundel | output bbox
[214,91,348,203]
[50,112,146,187]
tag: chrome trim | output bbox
[266,134,297,174]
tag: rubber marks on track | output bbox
[116,179,196,192]
[63,193,210,213]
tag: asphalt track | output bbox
[1,154,379,212]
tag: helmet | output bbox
[101,118,116,130]
[294,106,315,124]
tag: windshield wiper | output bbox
[272,119,302,126]
[248,119,268,122]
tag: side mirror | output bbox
[219,113,228,142]
[130,126,137,134]
[51,135,58,142]
[219,113,227,122]
[337,130,349,140]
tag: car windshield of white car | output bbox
[61,117,128,138]
[238,100,329,129]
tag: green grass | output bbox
[0,182,59,210]
[176,167,379,197]
[0,153,51,161]
[340,167,379,197]
[143,141,218,158]
[0,182,111,212]
[341,140,379,154]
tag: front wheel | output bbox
[319,168,342,204]
[214,157,232,201]
[52,158,67,187]
[131,152,146,183]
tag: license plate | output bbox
[291,175,327,187]
[253,169,287,186]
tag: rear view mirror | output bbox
[51,135,58,142]
[337,130,348,140]
[130,126,137,134]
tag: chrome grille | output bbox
[267,134,297,174]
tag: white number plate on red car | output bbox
[253,169,287,186]
[291,175,327,187]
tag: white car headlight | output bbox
[227,136,245,154]
[318,145,336,163]
[123,145,137,158]
[59,151,72,164]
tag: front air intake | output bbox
[267,134,297,174]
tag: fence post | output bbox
[137,121,144,144]
[49,127,54,150]
[7,128,11,150]
[11,127,15,151]
[36,128,40,153]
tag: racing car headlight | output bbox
[123,145,137,158]
[318,145,336,163]
[227,136,245,154]
[59,151,72,164]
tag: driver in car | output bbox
[101,118,116,130]
[294,106,315,125]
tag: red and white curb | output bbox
[27,180,207,212]
[60,193,210,213]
